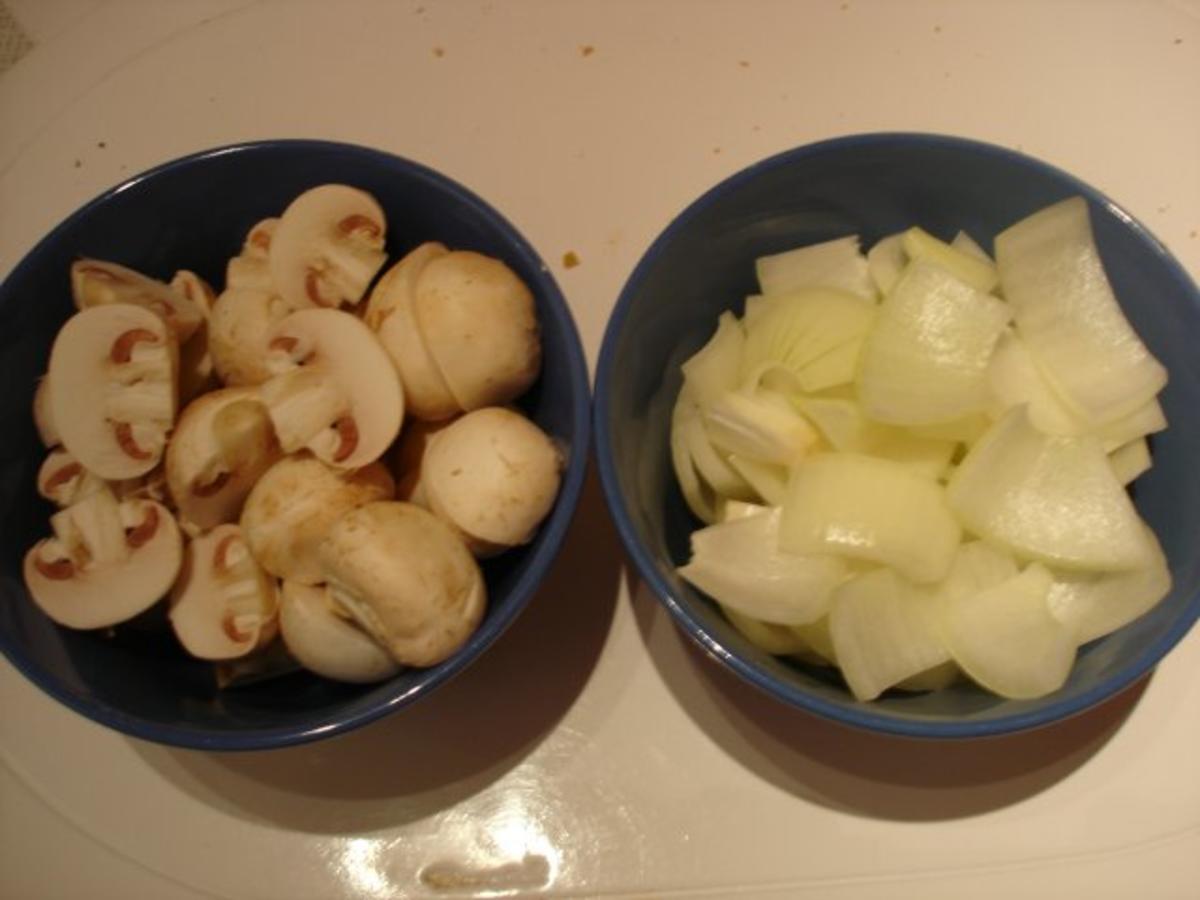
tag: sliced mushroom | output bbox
[268,185,387,310]
[208,288,292,386]
[412,251,541,411]
[390,416,458,507]
[240,454,394,584]
[23,486,183,629]
[37,448,107,507]
[319,501,486,668]
[260,308,404,469]
[225,218,279,293]
[278,580,400,683]
[422,407,563,556]
[363,242,460,421]
[72,259,204,343]
[169,523,279,660]
[169,270,220,403]
[48,304,177,480]
[33,376,60,447]
[169,270,217,318]
[165,387,281,533]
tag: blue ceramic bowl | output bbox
[595,132,1200,738]
[0,140,590,750]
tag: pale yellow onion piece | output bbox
[780,452,961,584]
[720,500,770,523]
[1094,398,1166,453]
[791,615,837,665]
[1047,525,1171,645]
[866,232,907,296]
[941,563,1074,700]
[679,402,754,502]
[947,407,1154,572]
[950,230,993,264]
[829,568,951,701]
[724,455,789,507]
[857,259,1011,425]
[902,226,999,294]
[722,606,809,656]
[755,235,875,300]
[702,389,818,466]
[669,388,720,524]
[894,660,960,693]
[864,430,957,481]
[679,507,848,626]
[905,413,990,446]
[994,196,1167,425]
[933,540,1021,610]
[791,334,866,392]
[680,312,744,407]
[1108,437,1152,486]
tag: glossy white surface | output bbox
[2,2,1199,897]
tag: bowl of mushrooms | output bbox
[0,140,590,750]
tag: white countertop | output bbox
[2,2,1198,897]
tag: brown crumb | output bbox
[562,251,580,269]
[840,2,849,9]
[580,45,595,57]
[738,60,749,68]
[97,141,107,149]
[1190,230,1197,239]
[73,159,81,168]
[1174,37,1182,45]
[712,147,722,154]
[416,4,425,12]
[934,25,942,33]
[751,124,761,132]
[433,46,445,57]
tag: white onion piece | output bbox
[1047,525,1171,644]
[934,540,1020,608]
[950,230,992,264]
[669,390,720,524]
[829,568,950,701]
[722,606,808,655]
[755,235,875,300]
[902,226,999,294]
[702,389,818,466]
[857,260,1011,425]
[791,338,864,392]
[679,507,848,626]
[780,452,961,583]
[725,455,789,507]
[720,500,770,522]
[895,660,960,692]
[681,312,744,407]
[1108,437,1152,486]
[866,232,907,296]
[995,196,1167,424]
[941,562,1074,700]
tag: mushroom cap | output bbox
[423,407,564,552]
[169,270,217,318]
[225,219,280,293]
[208,287,291,386]
[413,251,542,411]
[166,387,281,532]
[71,259,204,343]
[240,454,394,584]
[318,501,486,668]
[48,303,177,480]
[278,580,400,683]
[33,376,60,447]
[364,242,460,421]
[37,448,107,508]
[264,308,405,469]
[23,495,183,629]
[169,523,279,660]
[390,416,458,507]
[268,184,387,310]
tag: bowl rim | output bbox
[594,130,1200,739]
[0,138,593,751]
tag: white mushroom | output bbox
[225,218,279,293]
[23,486,183,629]
[47,304,177,480]
[170,271,219,403]
[422,407,563,556]
[278,580,400,683]
[239,454,394,584]
[169,270,217,318]
[412,250,541,411]
[36,448,107,507]
[318,502,486,667]
[363,242,460,421]
[208,288,291,386]
[165,387,281,533]
[390,416,458,507]
[268,185,387,310]
[260,308,404,469]
[71,259,204,343]
[32,376,60,447]
[169,523,279,660]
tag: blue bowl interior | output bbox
[596,133,1200,738]
[0,140,590,750]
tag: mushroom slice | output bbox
[240,454,394,584]
[170,270,217,318]
[364,242,461,421]
[171,271,220,403]
[37,448,107,507]
[166,387,281,533]
[208,288,292,386]
[413,250,542,411]
[33,376,60,447]
[71,259,204,343]
[423,407,564,556]
[23,487,183,629]
[169,524,279,660]
[225,218,280,292]
[262,308,404,469]
[319,502,486,668]
[268,185,387,310]
[278,581,400,683]
[48,304,177,480]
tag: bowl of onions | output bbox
[594,132,1200,738]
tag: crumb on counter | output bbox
[73,159,81,168]
[433,46,445,57]
[580,45,595,57]
[562,251,580,269]
[738,60,749,68]
[97,141,107,149]
[712,147,722,155]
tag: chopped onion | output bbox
[866,232,907,296]
[902,226,999,294]
[1108,437,1152,486]
[681,312,744,407]
[755,235,874,300]
[703,389,818,466]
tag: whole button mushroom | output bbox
[413,251,542,412]
[32,376,59,447]
[23,486,183,629]
[422,407,564,556]
[208,288,292,386]
[239,454,394,585]
[319,502,486,668]
[47,304,178,480]
[71,259,205,344]
[268,184,387,310]
[389,416,458,507]
[278,580,400,684]
[364,242,461,421]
